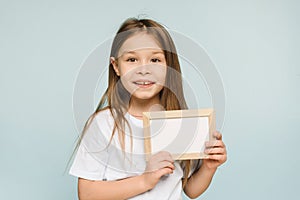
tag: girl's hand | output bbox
[142,151,174,190]
[203,131,227,170]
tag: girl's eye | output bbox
[151,58,161,63]
[126,58,137,62]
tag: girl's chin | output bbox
[130,92,160,101]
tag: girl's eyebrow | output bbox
[122,50,164,55]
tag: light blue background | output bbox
[1,0,299,199]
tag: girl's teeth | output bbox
[135,81,152,85]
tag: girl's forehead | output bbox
[118,32,163,56]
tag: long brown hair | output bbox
[76,18,196,188]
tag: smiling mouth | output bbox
[133,81,155,85]
[132,80,156,88]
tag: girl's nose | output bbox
[136,64,150,75]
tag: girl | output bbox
[70,18,227,200]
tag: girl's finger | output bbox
[156,167,173,178]
[213,131,222,140]
[158,161,175,170]
[145,161,174,173]
[205,140,225,148]
[150,151,173,163]
[205,147,226,155]
[158,151,174,162]
[207,154,227,161]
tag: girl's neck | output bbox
[128,96,164,118]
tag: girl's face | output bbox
[111,32,167,102]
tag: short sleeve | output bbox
[69,113,111,181]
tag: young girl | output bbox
[70,18,227,200]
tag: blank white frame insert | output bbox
[143,109,215,160]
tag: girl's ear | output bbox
[110,57,120,76]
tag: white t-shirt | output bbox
[69,109,185,199]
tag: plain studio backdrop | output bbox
[0,0,299,199]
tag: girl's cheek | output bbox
[153,65,167,81]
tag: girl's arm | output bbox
[78,175,147,200]
[78,176,146,200]
[184,131,227,199]
[78,151,174,200]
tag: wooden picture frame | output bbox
[143,109,215,161]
